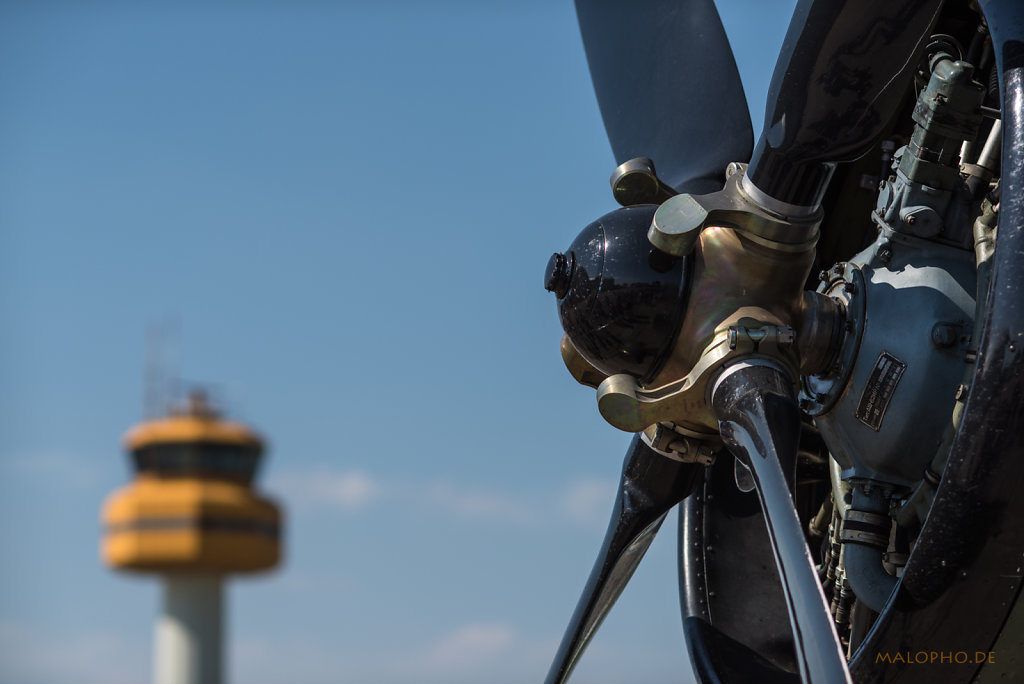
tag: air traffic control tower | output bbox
[102,392,282,684]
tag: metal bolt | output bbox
[818,270,829,283]
[843,282,857,295]
[905,214,917,225]
[932,322,958,348]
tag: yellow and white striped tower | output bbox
[101,391,282,684]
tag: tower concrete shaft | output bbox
[154,574,224,684]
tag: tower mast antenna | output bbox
[143,317,181,419]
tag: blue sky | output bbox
[0,2,795,682]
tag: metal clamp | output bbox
[840,509,892,548]
[641,423,716,465]
[648,168,820,257]
[596,324,798,433]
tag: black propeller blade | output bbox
[711,363,850,684]
[745,0,944,208]
[544,435,702,684]
[574,0,754,194]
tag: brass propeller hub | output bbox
[553,168,842,436]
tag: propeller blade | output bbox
[545,435,702,684]
[711,363,851,684]
[745,0,944,208]
[575,0,754,194]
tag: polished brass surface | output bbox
[610,157,679,207]
[649,170,819,256]
[560,335,607,388]
[652,224,816,385]
[597,322,800,433]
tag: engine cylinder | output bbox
[807,233,976,488]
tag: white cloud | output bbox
[234,623,558,684]
[561,477,615,527]
[0,621,146,684]
[422,480,537,524]
[271,467,615,529]
[411,622,517,672]
[321,470,379,509]
[272,467,540,525]
[273,468,381,510]
[386,622,556,682]
[2,450,102,491]
[234,635,350,684]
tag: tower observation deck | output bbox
[102,391,282,684]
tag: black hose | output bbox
[842,488,898,614]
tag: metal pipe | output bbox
[829,457,851,519]
[977,120,1003,171]
[960,140,976,165]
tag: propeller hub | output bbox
[545,205,691,384]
